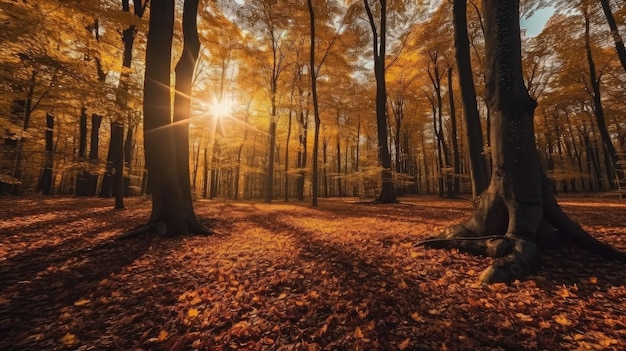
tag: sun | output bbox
[209,97,234,118]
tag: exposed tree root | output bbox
[419,178,626,284]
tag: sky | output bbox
[520,6,556,37]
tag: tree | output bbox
[363,0,397,203]
[142,0,206,235]
[599,0,626,74]
[452,0,488,198]
[421,0,626,283]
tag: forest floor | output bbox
[1,195,625,351]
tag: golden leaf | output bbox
[553,314,572,326]
[278,293,287,300]
[516,313,533,322]
[410,312,425,323]
[187,308,199,318]
[157,330,169,342]
[589,276,598,284]
[557,287,570,298]
[60,333,78,347]
[190,297,202,305]
[74,299,90,307]
[538,321,550,329]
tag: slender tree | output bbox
[363,0,397,203]
[452,0,488,198]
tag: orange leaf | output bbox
[354,326,364,339]
[187,308,199,318]
[553,314,572,326]
[157,330,169,342]
[60,333,78,347]
[398,338,411,350]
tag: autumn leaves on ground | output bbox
[1,196,625,350]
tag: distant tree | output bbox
[422,0,626,283]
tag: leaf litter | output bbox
[0,195,625,350]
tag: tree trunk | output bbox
[422,0,626,284]
[100,122,116,198]
[38,113,54,195]
[79,107,88,159]
[172,0,205,232]
[143,0,204,236]
[453,0,488,198]
[447,67,461,196]
[203,147,209,198]
[89,114,102,161]
[600,0,626,74]
[112,122,125,209]
[583,9,622,187]
[364,0,396,203]
[309,0,322,207]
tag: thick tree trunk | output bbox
[143,0,193,236]
[421,0,626,283]
[453,0,488,198]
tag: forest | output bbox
[1,0,626,350]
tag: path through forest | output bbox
[1,196,625,350]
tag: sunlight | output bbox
[209,97,234,118]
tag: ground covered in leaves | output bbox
[1,195,625,350]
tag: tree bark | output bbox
[364,0,396,203]
[452,0,489,199]
[421,0,626,283]
[172,0,206,232]
[308,0,322,207]
[38,113,54,195]
[89,114,102,161]
[79,107,87,159]
[447,66,461,196]
[600,0,626,75]
[143,0,205,236]
[583,9,622,187]
[112,122,125,209]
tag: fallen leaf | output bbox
[354,326,364,339]
[187,308,199,318]
[158,330,169,342]
[516,313,533,322]
[553,314,572,326]
[398,338,411,350]
[60,333,78,347]
[74,299,90,306]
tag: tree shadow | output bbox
[0,233,154,348]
